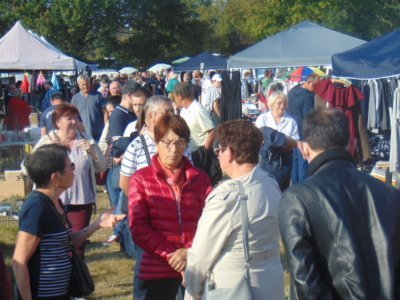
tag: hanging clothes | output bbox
[221,70,241,122]
[20,74,30,94]
[390,86,400,172]
[313,79,371,161]
[51,72,61,91]
[36,71,46,90]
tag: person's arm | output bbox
[13,231,40,300]
[119,141,138,195]
[40,127,47,137]
[120,174,131,196]
[204,129,215,150]
[70,208,125,248]
[279,187,333,299]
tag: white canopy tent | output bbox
[0,21,86,71]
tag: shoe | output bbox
[102,234,119,246]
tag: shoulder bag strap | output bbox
[140,134,152,166]
[237,181,251,273]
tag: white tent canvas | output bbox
[230,21,365,69]
[0,21,86,71]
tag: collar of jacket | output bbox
[151,154,200,183]
[307,147,354,177]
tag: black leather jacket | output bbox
[279,148,400,300]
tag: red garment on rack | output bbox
[313,79,364,154]
[21,75,30,94]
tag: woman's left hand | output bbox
[167,248,188,272]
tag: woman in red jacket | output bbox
[129,113,212,300]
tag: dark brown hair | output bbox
[52,103,80,129]
[154,113,190,143]
[217,119,263,164]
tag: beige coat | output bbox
[185,166,284,300]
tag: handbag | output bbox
[69,246,95,297]
[47,200,95,297]
[95,169,108,185]
[204,181,254,300]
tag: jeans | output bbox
[291,148,309,184]
[133,245,146,300]
[106,168,120,208]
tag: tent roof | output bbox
[332,29,400,79]
[173,52,227,71]
[229,21,365,69]
[0,21,86,71]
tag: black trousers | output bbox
[144,278,182,300]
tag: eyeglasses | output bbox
[160,139,187,149]
[214,146,226,156]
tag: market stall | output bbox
[173,52,228,71]
[229,21,365,69]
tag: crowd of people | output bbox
[0,68,399,300]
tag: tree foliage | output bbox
[0,0,399,67]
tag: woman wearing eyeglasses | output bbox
[129,113,212,300]
[29,103,107,257]
[184,119,284,300]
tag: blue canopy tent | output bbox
[230,21,365,69]
[173,52,228,71]
[332,29,400,79]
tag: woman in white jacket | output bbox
[184,119,284,300]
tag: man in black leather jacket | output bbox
[279,108,400,300]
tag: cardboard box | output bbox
[0,177,30,201]
[4,170,23,181]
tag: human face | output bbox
[271,97,287,118]
[213,80,221,88]
[58,158,75,189]
[131,96,146,117]
[110,82,121,96]
[215,145,229,176]
[78,80,90,94]
[55,113,78,133]
[148,103,173,130]
[157,130,187,169]
[173,94,184,109]
[106,103,115,116]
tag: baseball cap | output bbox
[212,74,222,82]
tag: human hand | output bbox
[79,140,95,156]
[96,207,126,229]
[167,248,188,272]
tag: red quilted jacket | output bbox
[129,154,212,280]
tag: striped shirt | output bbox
[120,132,157,176]
[19,191,73,298]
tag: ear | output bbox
[50,172,60,186]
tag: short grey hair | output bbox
[77,74,90,84]
[144,96,172,117]
[268,91,288,108]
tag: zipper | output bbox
[166,184,184,244]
